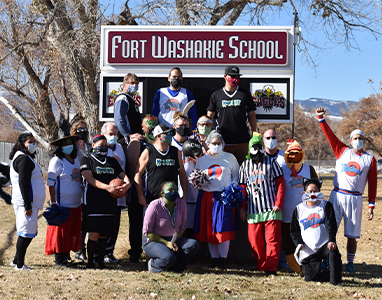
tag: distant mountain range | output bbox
[295,98,357,118]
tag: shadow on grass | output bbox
[0,224,16,266]
[0,212,46,266]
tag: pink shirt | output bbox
[143,198,187,237]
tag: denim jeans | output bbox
[142,235,200,273]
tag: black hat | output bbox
[182,139,203,158]
[225,66,242,76]
[153,124,175,137]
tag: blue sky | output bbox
[294,32,382,102]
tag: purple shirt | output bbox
[143,198,187,237]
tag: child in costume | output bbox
[239,133,285,276]
[290,178,342,285]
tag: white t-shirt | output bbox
[47,156,82,208]
[195,151,239,192]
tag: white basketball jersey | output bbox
[334,148,373,193]
[296,200,329,261]
[158,88,189,127]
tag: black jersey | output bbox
[80,155,124,215]
[145,145,180,203]
[207,86,256,144]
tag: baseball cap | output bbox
[153,124,175,137]
[224,66,242,76]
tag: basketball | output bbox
[109,178,126,198]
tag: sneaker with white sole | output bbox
[10,261,16,267]
[15,264,33,271]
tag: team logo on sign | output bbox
[107,84,142,108]
[289,175,304,188]
[163,99,181,111]
[342,161,362,176]
[71,168,81,182]
[248,170,265,185]
[208,164,222,180]
[301,213,325,230]
[253,84,286,112]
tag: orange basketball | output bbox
[109,178,126,198]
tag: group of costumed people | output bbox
[3,65,375,287]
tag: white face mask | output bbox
[209,144,222,155]
[27,142,37,154]
[107,135,118,145]
[352,139,364,150]
[264,138,277,150]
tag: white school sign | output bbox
[99,26,298,123]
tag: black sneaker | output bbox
[266,271,277,276]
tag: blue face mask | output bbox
[160,134,172,144]
[128,85,138,94]
[164,191,179,202]
[107,135,118,145]
[62,145,74,155]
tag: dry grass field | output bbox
[0,179,381,300]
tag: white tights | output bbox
[208,240,230,259]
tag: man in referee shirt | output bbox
[239,132,285,276]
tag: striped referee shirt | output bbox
[239,155,283,215]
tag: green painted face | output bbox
[162,182,177,195]
[146,117,159,130]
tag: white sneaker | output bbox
[10,262,16,267]
[147,259,153,273]
[15,264,33,271]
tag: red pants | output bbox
[248,220,281,272]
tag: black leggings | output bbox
[13,236,33,268]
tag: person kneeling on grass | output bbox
[142,181,200,273]
[290,178,342,285]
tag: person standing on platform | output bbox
[316,107,377,273]
[152,67,198,129]
[207,65,257,165]
[114,73,143,152]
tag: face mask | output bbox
[145,117,158,130]
[302,192,325,203]
[107,135,118,145]
[163,191,179,202]
[128,85,138,94]
[227,77,239,87]
[62,145,74,155]
[198,126,211,136]
[176,125,190,137]
[265,138,277,150]
[209,144,222,155]
[352,139,364,150]
[250,145,264,161]
[93,145,108,158]
[170,78,182,89]
[76,131,88,141]
[27,143,37,154]
[160,134,172,144]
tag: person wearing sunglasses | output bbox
[134,124,188,208]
